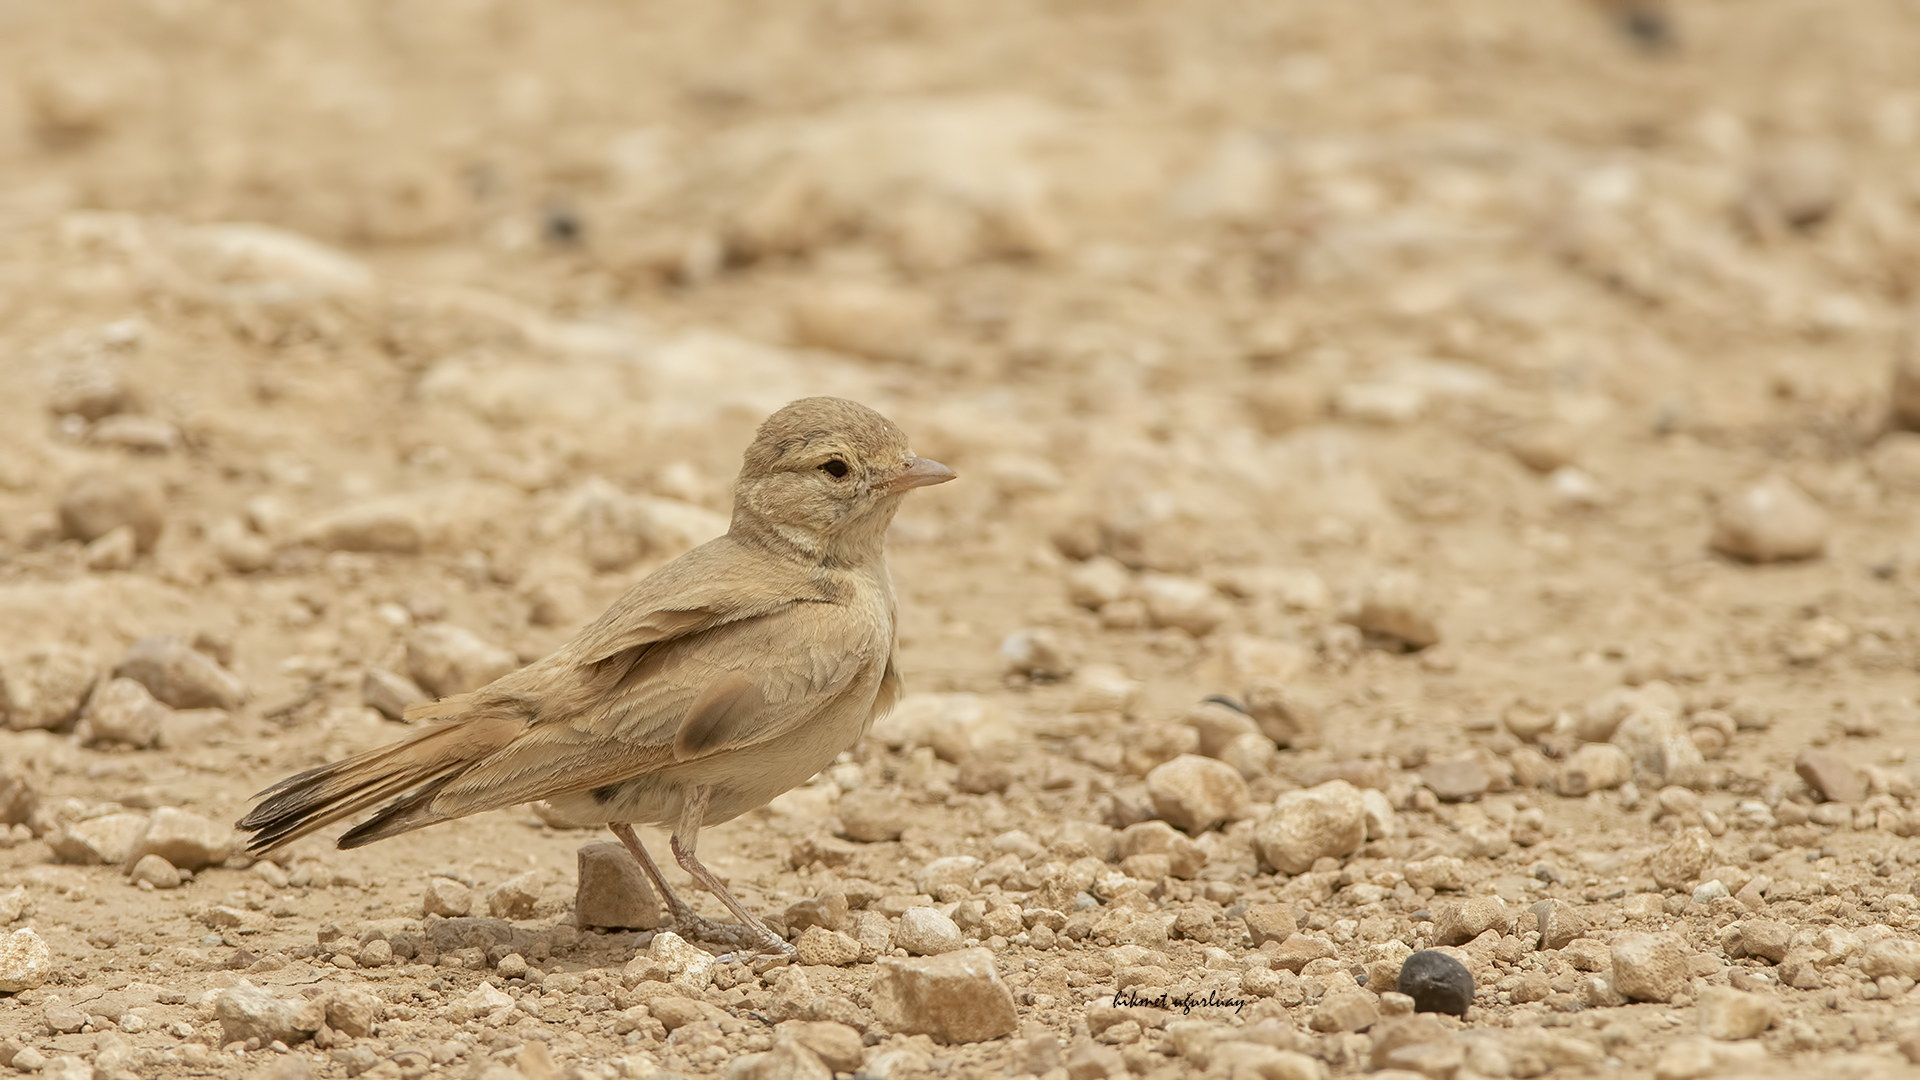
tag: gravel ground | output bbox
[4,2,1920,1078]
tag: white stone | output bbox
[1070,664,1140,714]
[1065,556,1133,610]
[1000,629,1073,681]
[213,982,324,1045]
[622,930,715,993]
[129,807,233,870]
[1137,573,1232,636]
[1255,780,1366,874]
[421,876,472,917]
[76,677,167,748]
[1696,986,1776,1040]
[406,625,517,697]
[1,645,97,730]
[871,947,1018,1044]
[869,693,1011,761]
[1558,743,1633,795]
[897,907,967,955]
[1612,932,1687,1003]
[446,982,515,1024]
[1709,475,1828,563]
[1146,755,1249,833]
[129,853,182,889]
[114,636,245,710]
[1341,572,1440,649]
[0,927,52,991]
[50,812,149,865]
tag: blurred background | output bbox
[4,0,1920,1074]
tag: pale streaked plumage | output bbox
[237,397,954,954]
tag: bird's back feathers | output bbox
[236,536,895,854]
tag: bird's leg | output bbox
[669,787,794,958]
[607,822,760,951]
[606,823,705,928]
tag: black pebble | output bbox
[1612,3,1674,54]
[544,206,582,245]
[1397,949,1474,1018]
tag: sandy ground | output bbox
[5,1,1920,1078]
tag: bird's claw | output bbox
[715,937,798,966]
[667,910,790,959]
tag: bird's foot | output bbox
[668,911,757,949]
[711,935,798,966]
[663,906,793,958]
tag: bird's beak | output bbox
[881,456,956,495]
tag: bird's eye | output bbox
[819,459,849,479]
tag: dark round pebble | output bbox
[544,206,583,245]
[1398,949,1474,1018]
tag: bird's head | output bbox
[731,397,955,564]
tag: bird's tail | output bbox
[235,693,523,854]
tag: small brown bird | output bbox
[237,397,955,955]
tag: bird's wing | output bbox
[563,535,841,668]
[421,587,889,815]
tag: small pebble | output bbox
[77,676,168,748]
[794,926,862,967]
[1397,950,1474,1017]
[1650,828,1713,890]
[1612,932,1687,1003]
[48,362,129,420]
[84,525,138,570]
[129,853,182,889]
[1747,140,1847,231]
[1070,664,1141,714]
[297,497,424,555]
[1709,475,1828,563]
[896,907,966,956]
[870,947,1018,1043]
[1557,743,1632,796]
[357,938,394,968]
[1794,747,1866,804]
[1000,628,1073,681]
[836,787,906,843]
[1064,556,1132,610]
[114,636,246,710]
[90,414,180,453]
[1341,571,1441,649]
[1696,985,1776,1041]
[1145,754,1248,833]
[420,876,472,918]
[1181,700,1261,758]
[406,625,516,697]
[362,668,429,722]
[1137,573,1231,636]
[485,872,540,919]
[1420,753,1491,802]
[574,842,660,930]
[0,645,97,731]
[59,470,165,551]
[1432,896,1510,946]
[1309,987,1380,1033]
[1255,779,1366,874]
[789,282,936,365]
[1529,899,1586,951]
[778,1020,864,1073]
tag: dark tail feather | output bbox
[236,699,521,853]
[336,778,460,849]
